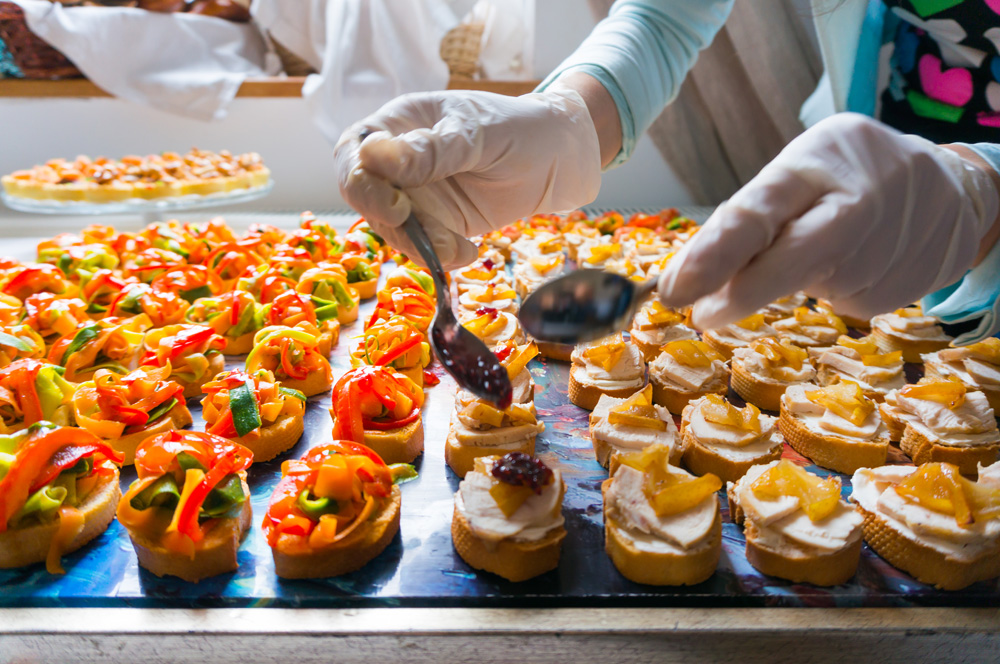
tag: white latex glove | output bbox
[658,113,1000,329]
[334,86,602,270]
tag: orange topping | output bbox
[752,337,808,370]
[895,463,1000,527]
[835,335,902,367]
[899,378,967,410]
[662,339,723,368]
[751,459,841,522]
[619,445,720,516]
[583,243,620,265]
[963,338,1000,365]
[641,301,684,328]
[805,382,874,426]
[582,335,627,371]
[736,313,767,331]
[608,385,665,431]
[699,394,761,434]
[528,256,562,274]
[793,307,847,334]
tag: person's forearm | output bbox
[554,72,622,168]
[944,144,1000,267]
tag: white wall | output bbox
[0,0,691,227]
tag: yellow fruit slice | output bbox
[648,472,722,517]
[736,313,766,331]
[895,463,974,527]
[489,482,536,518]
[964,338,1000,365]
[805,382,873,426]
[608,404,666,431]
[662,339,723,368]
[793,307,847,334]
[699,393,761,433]
[529,256,562,274]
[750,459,840,522]
[462,402,505,428]
[899,379,966,410]
[583,243,620,265]
[583,335,627,371]
[836,335,902,366]
[752,337,808,370]
[643,301,684,327]
[503,341,539,379]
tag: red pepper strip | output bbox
[363,409,421,430]
[423,370,440,386]
[0,359,44,424]
[0,427,122,532]
[278,514,313,537]
[230,294,242,327]
[332,380,364,443]
[29,442,113,492]
[207,407,238,438]
[168,326,215,359]
[174,448,242,543]
[373,334,421,367]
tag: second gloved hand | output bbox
[334,86,602,270]
[658,113,1000,329]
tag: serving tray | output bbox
[1,259,998,610]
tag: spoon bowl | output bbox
[402,215,513,408]
[518,271,656,345]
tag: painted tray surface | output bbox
[1,279,998,609]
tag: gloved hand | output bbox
[334,86,602,270]
[658,113,1000,329]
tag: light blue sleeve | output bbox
[535,0,733,169]
[922,142,1000,344]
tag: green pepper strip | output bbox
[0,331,32,353]
[229,379,261,438]
[61,323,100,365]
[296,488,339,519]
[130,474,181,511]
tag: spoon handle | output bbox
[402,214,450,309]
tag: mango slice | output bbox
[899,378,966,410]
[642,301,684,328]
[752,337,808,370]
[750,459,840,522]
[529,255,562,274]
[583,243,620,265]
[503,341,539,379]
[583,335,627,371]
[892,462,1000,527]
[489,481,536,517]
[964,338,1000,365]
[662,339,723,368]
[736,313,767,331]
[699,393,761,433]
[793,306,847,334]
[805,382,874,426]
[836,335,902,367]
[618,443,721,516]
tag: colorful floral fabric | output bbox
[881,0,1000,141]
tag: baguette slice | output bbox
[650,375,728,416]
[279,369,332,398]
[114,403,194,466]
[857,503,1000,590]
[451,505,565,582]
[233,414,304,463]
[445,427,536,478]
[568,366,644,411]
[679,427,781,484]
[362,419,425,465]
[221,332,256,356]
[273,485,401,579]
[872,326,949,364]
[778,408,888,474]
[898,426,1000,476]
[534,340,575,362]
[126,477,252,583]
[0,470,121,570]
[730,360,789,413]
[602,479,720,586]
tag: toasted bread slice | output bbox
[679,428,781,484]
[280,369,332,397]
[568,367,645,411]
[0,470,121,570]
[872,327,949,364]
[602,479,720,586]
[650,375,727,416]
[534,340,574,362]
[898,426,1000,476]
[730,361,789,413]
[363,419,425,464]
[221,332,256,356]
[778,409,888,474]
[273,485,401,579]
[451,505,565,582]
[857,504,1000,590]
[234,414,304,463]
[445,427,537,478]
[743,520,862,586]
[126,477,252,583]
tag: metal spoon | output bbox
[401,214,513,408]
[518,270,656,344]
